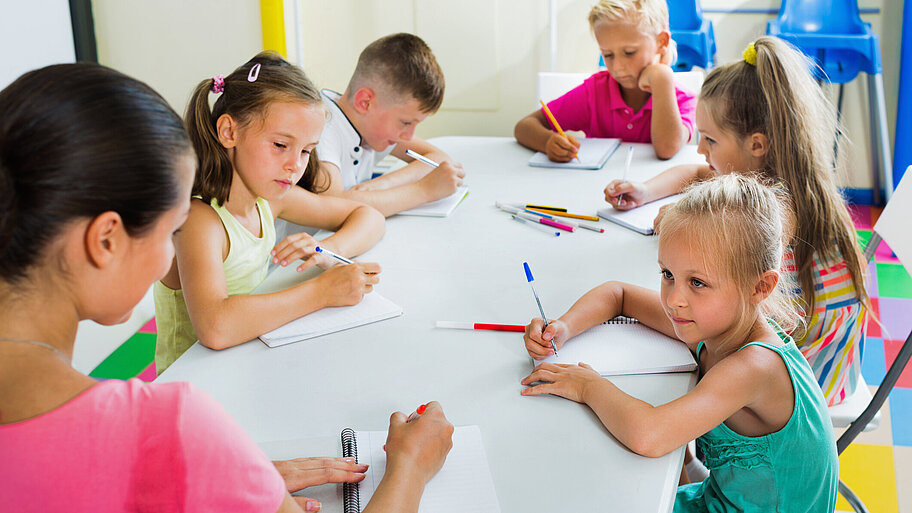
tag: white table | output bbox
[159,137,705,512]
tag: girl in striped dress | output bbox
[605,36,870,406]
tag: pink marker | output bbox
[536,216,574,232]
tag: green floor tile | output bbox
[877,263,912,299]
[89,332,157,380]
[857,229,873,252]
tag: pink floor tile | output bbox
[136,363,157,382]
[139,318,157,334]
[849,204,873,229]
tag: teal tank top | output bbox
[674,333,838,512]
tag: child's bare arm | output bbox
[320,160,464,217]
[174,201,380,350]
[524,281,678,360]
[357,137,456,191]
[639,64,689,159]
[605,163,711,209]
[522,346,772,458]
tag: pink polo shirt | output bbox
[0,379,285,513]
[545,70,696,143]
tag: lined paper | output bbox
[540,321,696,375]
[398,186,469,217]
[597,194,683,235]
[356,425,501,513]
[259,293,403,347]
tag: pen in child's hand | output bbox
[523,262,558,356]
[406,403,427,422]
[314,246,378,275]
[405,149,440,168]
[619,145,634,204]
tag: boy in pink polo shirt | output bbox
[514,0,696,161]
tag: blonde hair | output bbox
[588,0,676,65]
[659,174,801,338]
[185,51,326,206]
[698,36,868,328]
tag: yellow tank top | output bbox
[154,197,276,374]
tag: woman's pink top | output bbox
[0,378,286,512]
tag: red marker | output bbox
[406,403,427,422]
[436,321,525,332]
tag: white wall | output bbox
[0,0,75,89]
[91,0,263,115]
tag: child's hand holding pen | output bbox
[523,317,570,360]
[544,133,581,163]
[604,179,648,210]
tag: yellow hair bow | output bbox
[743,43,757,66]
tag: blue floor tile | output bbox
[889,387,912,447]
[862,337,886,386]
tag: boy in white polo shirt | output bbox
[318,33,465,217]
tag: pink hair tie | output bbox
[210,75,225,94]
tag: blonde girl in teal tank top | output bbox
[154,53,385,374]
[519,175,838,512]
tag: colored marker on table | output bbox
[511,214,561,236]
[525,203,567,212]
[523,209,603,233]
[406,403,427,422]
[523,262,557,356]
[405,149,440,168]
[526,208,600,222]
[436,321,526,332]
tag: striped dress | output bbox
[782,248,867,406]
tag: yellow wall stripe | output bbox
[260,0,287,57]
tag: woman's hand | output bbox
[520,362,602,403]
[273,457,369,512]
[383,401,454,485]
[523,318,570,360]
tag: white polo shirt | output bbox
[318,89,394,190]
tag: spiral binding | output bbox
[341,428,360,513]
[603,316,638,324]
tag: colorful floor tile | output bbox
[837,443,899,513]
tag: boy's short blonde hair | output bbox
[346,33,445,114]
[588,0,669,36]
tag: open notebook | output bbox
[597,194,683,235]
[259,293,403,347]
[528,137,620,170]
[342,425,501,513]
[398,186,469,217]
[539,317,697,376]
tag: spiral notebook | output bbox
[597,194,683,235]
[527,137,620,170]
[341,425,501,513]
[259,293,403,347]
[539,317,697,375]
[398,186,469,217]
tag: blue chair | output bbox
[767,0,893,204]
[667,0,716,71]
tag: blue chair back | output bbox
[668,0,705,32]
[767,0,881,83]
[776,0,866,36]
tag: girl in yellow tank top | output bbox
[154,53,385,374]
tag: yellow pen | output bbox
[539,100,578,160]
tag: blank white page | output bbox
[528,137,620,170]
[259,293,403,347]
[597,194,683,235]
[541,321,696,376]
[398,186,469,217]
[356,425,500,513]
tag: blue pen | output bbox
[405,149,440,168]
[314,246,354,265]
[523,262,558,356]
